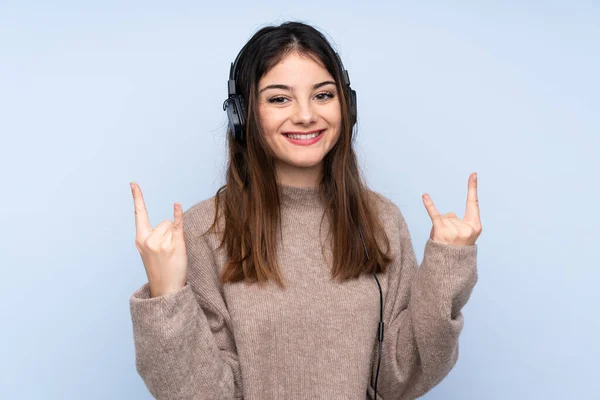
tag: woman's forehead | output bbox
[259,52,334,87]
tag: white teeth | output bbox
[285,131,322,140]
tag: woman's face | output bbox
[257,51,342,187]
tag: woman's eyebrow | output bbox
[258,80,336,94]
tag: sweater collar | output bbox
[278,183,324,213]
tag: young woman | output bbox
[129,21,482,400]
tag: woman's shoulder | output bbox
[365,189,409,251]
[365,188,404,222]
[182,194,221,240]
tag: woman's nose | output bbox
[290,100,317,125]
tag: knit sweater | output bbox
[129,184,478,400]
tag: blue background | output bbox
[1,1,598,398]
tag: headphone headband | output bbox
[228,49,243,96]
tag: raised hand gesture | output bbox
[130,182,188,298]
[422,173,482,246]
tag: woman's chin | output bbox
[282,157,324,169]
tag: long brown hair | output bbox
[208,21,392,288]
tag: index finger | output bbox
[131,182,152,236]
[423,194,443,225]
[464,172,480,223]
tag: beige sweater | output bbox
[129,184,478,400]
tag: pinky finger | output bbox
[173,202,184,230]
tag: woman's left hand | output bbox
[422,172,482,246]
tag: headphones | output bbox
[222,48,382,399]
[223,49,357,143]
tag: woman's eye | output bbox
[315,92,335,101]
[268,96,289,104]
[267,92,335,104]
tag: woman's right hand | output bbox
[130,182,188,298]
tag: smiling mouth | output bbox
[282,130,325,140]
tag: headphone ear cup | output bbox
[224,97,241,142]
[349,89,357,127]
[238,95,248,128]
[224,95,248,143]
[235,95,247,142]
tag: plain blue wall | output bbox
[1,1,598,399]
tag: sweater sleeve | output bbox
[129,207,243,400]
[367,206,478,400]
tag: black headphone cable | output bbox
[360,228,384,399]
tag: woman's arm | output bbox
[129,208,243,400]
[368,205,478,400]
